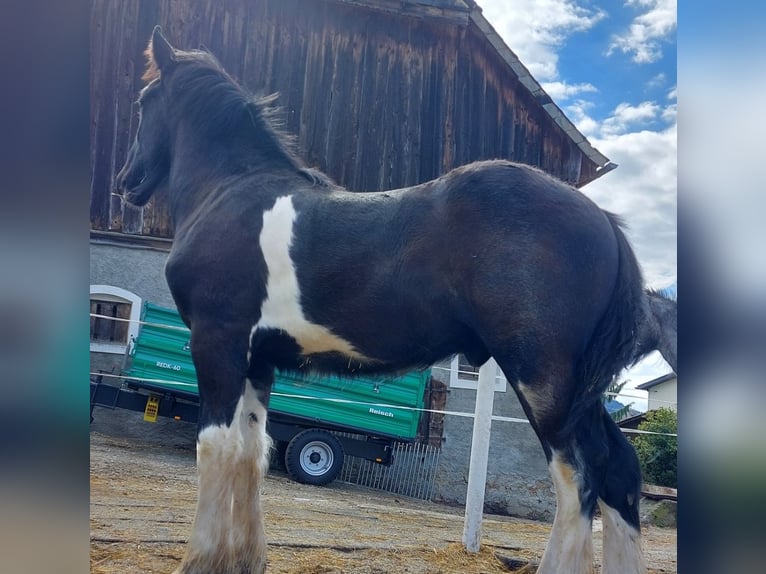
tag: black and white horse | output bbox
[116,27,677,574]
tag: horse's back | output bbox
[280,160,623,370]
[436,160,622,307]
[440,160,609,228]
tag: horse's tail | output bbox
[561,211,645,437]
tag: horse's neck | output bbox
[166,116,307,226]
[650,295,677,373]
[166,150,300,232]
[633,292,677,373]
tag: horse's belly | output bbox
[251,316,369,361]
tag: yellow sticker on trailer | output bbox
[144,395,160,422]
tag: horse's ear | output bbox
[151,26,176,71]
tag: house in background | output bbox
[90,0,615,521]
[637,372,677,412]
[617,372,677,431]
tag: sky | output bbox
[478,0,677,410]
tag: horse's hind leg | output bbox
[537,404,644,574]
[538,410,604,574]
[487,359,592,573]
[494,359,606,574]
[539,450,597,574]
[598,411,646,574]
[175,327,272,574]
[500,361,646,574]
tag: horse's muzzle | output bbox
[115,158,153,206]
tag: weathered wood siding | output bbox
[91,0,597,238]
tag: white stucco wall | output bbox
[647,378,677,412]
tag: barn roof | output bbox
[467,5,615,184]
[339,0,470,15]
[340,0,615,185]
[407,0,471,9]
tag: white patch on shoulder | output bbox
[255,195,368,360]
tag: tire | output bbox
[284,429,345,486]
[270,440,288,471]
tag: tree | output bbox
[604,379,633,421]
[631,407,677,488]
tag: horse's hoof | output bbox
[495,554,538,573]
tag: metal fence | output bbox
[334,434,441,501]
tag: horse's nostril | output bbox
[118,169,147,191]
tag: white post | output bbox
[462,357,498,553]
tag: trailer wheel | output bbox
[285,429,344,486]
[270,440,288,471]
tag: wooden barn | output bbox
[90,0,612,240]
[90,0,613,519]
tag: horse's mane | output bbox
[143,41,333,187]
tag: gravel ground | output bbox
[90,431,676,573]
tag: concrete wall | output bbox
[90,241,175,307]
[91,240,177,373]
[431,366,555,521]
[90,240,187,437]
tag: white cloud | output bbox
[574,105,677,288]
[608,0,677,63]
[646,72,667,90]
[479,0,606,81]
[564,96,676,288]
[562,99,599,138]
[666,86,677,100]
[661,87,677,122]
[661,102,676,124]
[541,81,597,101]
[601,101,662,136]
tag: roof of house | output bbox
[636,372,677,391]
[616,411,648,429]
[338,0,614,185]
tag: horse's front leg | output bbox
[229,363,273,574]
[174,327,273,574]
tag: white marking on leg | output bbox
[229,379,271,569]
[180,384,271,574]
[537,453,595,574]
[598,499,647,574]
[184,424,239,571]
[255,195,369,360]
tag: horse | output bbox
[115,27,677,574]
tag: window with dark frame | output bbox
[90,299,131,344]
[449,354,507,391]
[456,354,479,382]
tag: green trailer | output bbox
[90,302,431,486]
